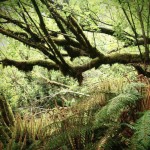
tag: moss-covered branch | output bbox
[0,58,59,71]
[74,53,143,73]
[0,27,57,61]
[132,64,150,77]
[0,52,148,84]
[0,0,150,85]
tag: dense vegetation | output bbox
[0,0,150,149]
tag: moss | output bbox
[108,53,141,64]
[2,59,33,72]
[2,58,59,72]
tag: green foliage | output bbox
[0,0,150,149]
[131,110,150,150]
[47,114,94,150]
[1,71,150,150]
[94,82,143,127]
[0,65,86,110]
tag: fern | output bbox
[3,81,146,150]
[131,110,150,150]
[123,82,145,95]
[94,82,143,127]
[46,115,94,149]
[94,93,140,127]
[107,93,139,118]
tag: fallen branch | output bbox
[40,89,89,101]
[35,73,70,88]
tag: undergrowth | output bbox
[1,77,150,150]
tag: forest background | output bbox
[0,0,150,149]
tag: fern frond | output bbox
[94,82,142,127]
[107,93,139,118]
[47,115,94,150]
[131,110,150,150]
[95,94,140,127]
[123,82,145,95]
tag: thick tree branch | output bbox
[0,53,149,84]
[74,53,144,73]
[64,45,88,59]
[0,0,150,85]
[0,58,59,71]
[132,64,150,77]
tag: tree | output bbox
[0,0,150,85]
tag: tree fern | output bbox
[131,110,150,150]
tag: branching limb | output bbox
[0,27,56,61]
[132,64,150,77]
[35,73,70,88]
[0,58,59,71]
